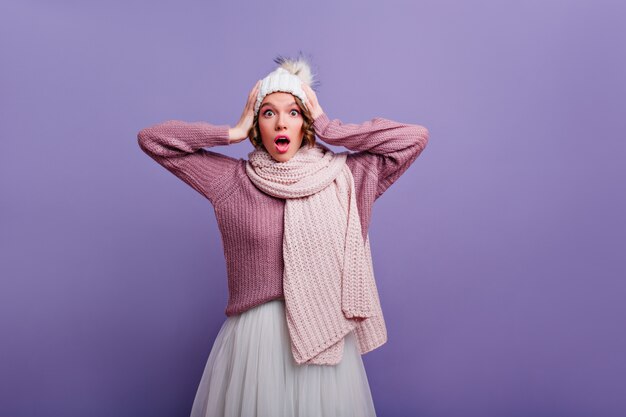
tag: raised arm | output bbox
[137,120,240,205]
[312,112,429,199]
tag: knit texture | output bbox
[245,142,381,365]
[254,67,309,115]
[137,113,429,358]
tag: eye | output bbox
[290,109,300,116]
[263,109,274,117]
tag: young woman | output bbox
[137,55,429,417]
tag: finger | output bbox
[303,83,316,102]
[301,84,311,102]
[247,83,260,108]
[248,86,257,100]
[252,80,261,98]
[248,80,260,98]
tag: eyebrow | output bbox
[260,101,297,109]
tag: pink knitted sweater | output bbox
[137,112,429,318]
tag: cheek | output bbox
[292,120,304,134]
[258,122,272,143]
[297,122,305,141]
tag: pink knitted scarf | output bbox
[245,142,387,365]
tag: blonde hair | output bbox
[248,95,316,150]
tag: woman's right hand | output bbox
[228,80,261,144]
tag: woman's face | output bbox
[258,92,305,162]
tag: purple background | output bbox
[1,0,625,416]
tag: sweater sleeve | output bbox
[312,112,429,199]
[137,119,240,205]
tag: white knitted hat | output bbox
[254,54,317,116]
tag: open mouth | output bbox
[274,136,290,154]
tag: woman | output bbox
[137,55,429,417]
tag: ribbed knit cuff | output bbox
[312,112,330,133]
[202,124,231,147]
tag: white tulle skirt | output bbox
[189,298,378,417]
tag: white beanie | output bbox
[254,54,317,116]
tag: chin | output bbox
[272,153,293,162]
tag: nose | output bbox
[275,113,287,130]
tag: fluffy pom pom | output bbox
[273,52,319,89]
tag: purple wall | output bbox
[1,0,625,416]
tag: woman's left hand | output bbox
[301,83,324,121]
